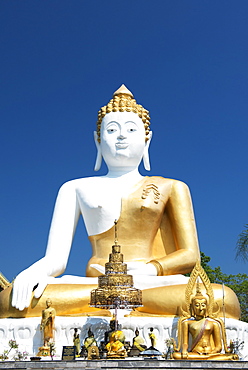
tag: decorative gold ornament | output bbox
[141,183,160,204]
[90,221,142,309]
[96,84,150,143]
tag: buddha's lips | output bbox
[115,143,129,149]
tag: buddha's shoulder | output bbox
[58,177,103,192]
[147,176,190,190]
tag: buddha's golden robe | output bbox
[0,177,240,319]
[87,176,200,277]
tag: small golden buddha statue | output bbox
[149,327,157,348]
[73,328,81,356]
[83,328,99,360]
[132,328,146,352]
[84,328,97,349]
[36,298,56,356]
[106,331,127,358]
[173,262,239,361]
[40,299,56,346]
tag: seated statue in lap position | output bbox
[106,332,127,358]
[0,85,240,319]
[173,269,239,361]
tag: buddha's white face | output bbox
[100,111,147,170]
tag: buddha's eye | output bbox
[107,128,117,133]
[125,121,137,133]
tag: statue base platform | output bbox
[0,315,247,360]
[0,359,247,370]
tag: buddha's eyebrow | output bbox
[105,121,119,127]
[105,120,138,128]
[124,121,137,125]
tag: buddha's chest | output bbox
[76,181,125,216]
[75,177,170,235]
[190,320,213,339]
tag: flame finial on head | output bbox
[113,84,134,98]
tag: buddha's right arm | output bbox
[181,321,189,358]
[12,181,80,310]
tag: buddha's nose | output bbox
[118,134,126,140]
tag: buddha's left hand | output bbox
[126,262,157,275]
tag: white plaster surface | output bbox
[0,316,247,360]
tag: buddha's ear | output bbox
[94,131,102,171]
[143,131,152,171]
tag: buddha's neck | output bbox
[105,167,143,181]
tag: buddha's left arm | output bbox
[212,322,222,353]
[155,181,200,275]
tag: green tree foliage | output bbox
[200,252,248,322]
[236,224,248,262]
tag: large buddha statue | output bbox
[0,85,240,319]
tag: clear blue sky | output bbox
[1,1,248,281]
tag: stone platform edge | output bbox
[0,360,247,370]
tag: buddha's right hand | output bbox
[12,269,55,311]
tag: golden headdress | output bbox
[96,84,150,143]
[182,260,217,319]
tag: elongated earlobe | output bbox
[143,131,152,171]
[94,131,102,171]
